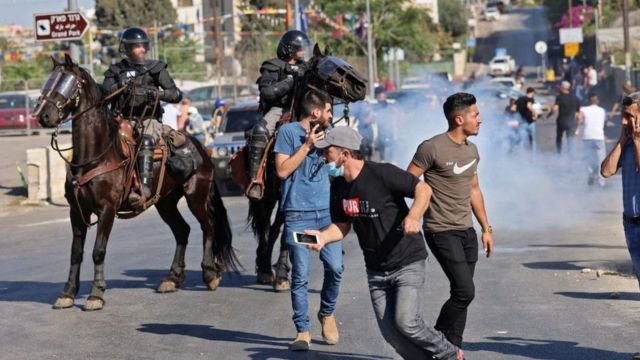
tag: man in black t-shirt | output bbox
[515,87,538,151]
[305,127,461,360]
[547,81,581,154]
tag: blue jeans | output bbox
[368,260,458,360]
[519,122,536,151]
[622,221,640,288]
[583,139,606,186]
[284,209,343,332]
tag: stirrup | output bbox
[246,179,264,200]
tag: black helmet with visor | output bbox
[119,27,150,65]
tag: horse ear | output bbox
[50,55,59,69]
[324,45,332,56]
[64,53,74,67]
[313,43,322,57]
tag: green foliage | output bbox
[158,38,207,79]
[314,0,443,62]
[95,0,177,29]
[438,0,467,38]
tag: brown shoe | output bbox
[317,312,339,345]
[289,331,311,351]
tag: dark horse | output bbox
[34,55,238,311]
[249,45,367,291]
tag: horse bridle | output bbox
[33,68,84,121]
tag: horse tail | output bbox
[208,178,241,272]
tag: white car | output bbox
[489,55,516,76]
[490,76,517,89]
[484,7,501,21]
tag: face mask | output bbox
[326,161,344,177]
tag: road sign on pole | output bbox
[535,41,548,54]
[564,42,580,58]
[34,11,88,42]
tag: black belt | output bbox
[623,213,640,225]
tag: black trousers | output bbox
[426,228,478,348]
[556,124,575,154]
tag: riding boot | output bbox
[246,121,270,200]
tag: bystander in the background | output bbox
[547,81,581,155]
[578,93,606,187]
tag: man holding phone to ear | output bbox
[601,92,640,293]
[274,89,342,351]
[306,126,462,360]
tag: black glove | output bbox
[146,88,159,102]
[284,63,305,78]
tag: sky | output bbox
[0,0,95,28]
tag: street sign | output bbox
[559,27,583,44]
[495,48,507,57]
[535,41,547,54]
[467,37,477,48]
[564,42,580,58]
[34,11,88,42]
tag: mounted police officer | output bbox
[101,27,185,203]
[245,30,311,200]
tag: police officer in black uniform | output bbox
[101,27,183,203]
[246,30,311,200]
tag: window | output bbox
[0,95,26,109]
[186,87,211,101]
[223,109,261,133]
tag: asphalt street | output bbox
[0,7,639,360]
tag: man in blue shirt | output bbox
[601,92,640,291]
[274,90,342,351]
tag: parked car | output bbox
[490,76,517,89]
[208,101,261,196]
[0,93,39,133]
[489,55,517,76]
[483,6,501,21]
[185,84,259,116]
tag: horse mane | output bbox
[73,64,118,133]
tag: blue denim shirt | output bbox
[620,141,640,217]
[274,122,330,211]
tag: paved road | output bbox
[1,7,639,360]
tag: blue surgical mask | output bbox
[326,161,344,177]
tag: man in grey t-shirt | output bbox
[407,92,494,353]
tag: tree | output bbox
[95,0,177,30]
[314,0,443,62]
[438,0,467,38]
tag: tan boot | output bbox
[318,312,339,345]
[290,331,311,351]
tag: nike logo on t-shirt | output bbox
[452,159,476,174]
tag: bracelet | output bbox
[482,226,493,234]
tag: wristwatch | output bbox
[482,226,493,234]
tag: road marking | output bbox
[19,218,69,227]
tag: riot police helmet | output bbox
[276,30,311,62]
[119,27,150,65]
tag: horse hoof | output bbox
[207,274,221,291]
[157,281,178,293]
[273,278,291,292]
[83,297,104,311]
[52,296,74,309]
[256,272,274,285]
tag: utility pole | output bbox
[366,0,375,99]
[623,0,631,81]
[68,0,81,63]
[568,0,572,27]
[212,0,223,98]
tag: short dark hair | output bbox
[526,87,535,94]
[300,90,332,119]
[443,92,476,126]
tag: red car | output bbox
[0,93,39,133]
